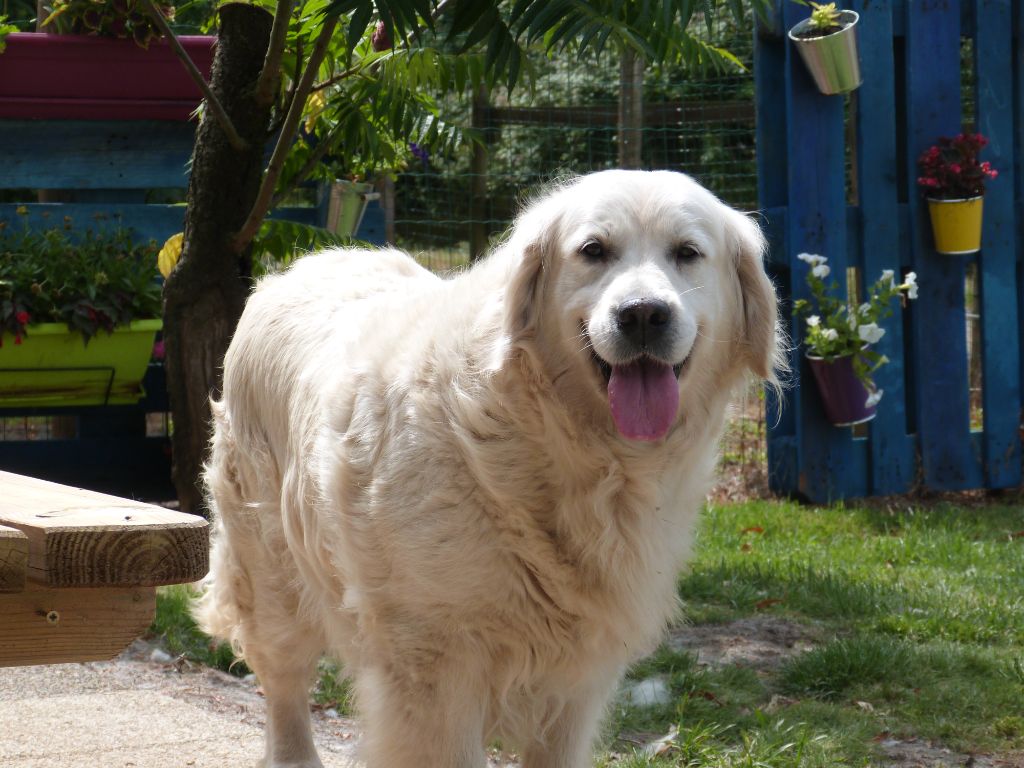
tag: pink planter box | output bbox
[0,32,215,121]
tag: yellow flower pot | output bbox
[926,196,983,255]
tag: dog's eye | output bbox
[579,240,606,260]
[673,244,702,265]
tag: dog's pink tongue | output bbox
[607,359,680,441]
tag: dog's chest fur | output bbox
[319,362,703,715]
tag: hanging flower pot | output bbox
[788,5,862,95]
[926,196,984,255]
[806,352,878,426]
[792,252,919,428]
[324,180,380,238]
[917,133,998,256]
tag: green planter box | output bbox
[0,320,162,407]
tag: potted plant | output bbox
[0,1,214,121]
[787,2,862,95]
[0,209,162,407]
[793,253,917,426]
[917,133,999,256]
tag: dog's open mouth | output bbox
[585,331,691,443]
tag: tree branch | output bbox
[255,0,295,106]
[231,15,340,253]
[139,0,248,152]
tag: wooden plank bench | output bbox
[0,470,208,666]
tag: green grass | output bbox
[151,496,1024,765]
[150,584,244,674]
[607,497,1024,765]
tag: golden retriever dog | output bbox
[197,170,781,768]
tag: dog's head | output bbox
[503,170,780,443]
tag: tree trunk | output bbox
[163,3,274,514]
[617,48,644,169]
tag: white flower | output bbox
[812,264,831,279]
[848,313,858,330]
[881,269,895,285]
[858,322,885,344]
[797,252,827,266]
[806,315,820,327]
[903,271,918,300]
[823,328,839,341]
[865,389,884,408]
[859,302,871,315]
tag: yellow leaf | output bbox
[158,233,184,278]
[305,90,327,134]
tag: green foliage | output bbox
[313,658,356,713]
[251,218,355,275]
[807,2,842,31]
[283,0,766,191]
[151,586,246,674]
[43,0,175,47]
[0,14,18,50]
[0,210,161,343]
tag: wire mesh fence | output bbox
[390,13,769,498]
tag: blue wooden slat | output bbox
[1016,0,1024,455]
[0,121,196,190]
[904,0,982,490]
[0,204,342,248]
[783,0,868,502]
[0,203,187,244]
[755,6,798,496]
[853,0,916,495]
[974,0,1021,487]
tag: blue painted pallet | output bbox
[759,0,1022,500]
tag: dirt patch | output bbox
[875,737,1021,768]
[667,615,821,671]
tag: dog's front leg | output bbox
[356,656,489,768]
[520,676,619,768]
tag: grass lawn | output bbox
[153,495,1024,766]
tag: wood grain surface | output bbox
[0,471,208,588]
[0,524,28,593]
[0,583,155,666]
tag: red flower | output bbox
[14,334,22,346]
[14,311,29,325]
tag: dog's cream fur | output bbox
[197,170,781,768]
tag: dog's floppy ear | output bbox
[504,240,546,348]
[729,210,783,383]
[503,199,563,349]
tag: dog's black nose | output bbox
[615,298,672,346]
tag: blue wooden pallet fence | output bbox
[757,0,1022,501]
[0,118,384,498]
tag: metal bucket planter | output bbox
[0,320,162,407]
[325,180,380,238]
[788,10,862,95]
[806,352,877,426]
[926,196,984,255]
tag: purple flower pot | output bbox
[806,353,877,426]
